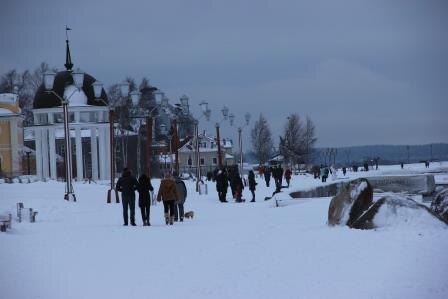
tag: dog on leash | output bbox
[184,211,194,219]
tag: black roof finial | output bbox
[64,25,73,71]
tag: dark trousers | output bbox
[250,190,255,201]
[163,201,176,218]
[218,191,227,202]
[122,194,135,225]
[174,203,184,220]
[140,204,150,223]
[286,178,291,187]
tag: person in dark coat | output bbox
[248,170,257,202]
[284,168,292,187]
[137,174,153,226]
[173,172,187,222]
[116,168,139,226]
[233,174,244,203]
[264,166,271,187]
[342,167,347,176]
[216,168,229,202]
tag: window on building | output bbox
[54,113,64,123]
[212,157,217,165]
[188,157,192,166]
[200,158,205,165]
[37,114,48,125]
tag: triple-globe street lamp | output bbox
[43,68,86,202]
[158,95,190,175]
[236,112,251,176]
[214,106,233,168]
[118,83,170,178]
[177,98,211,191]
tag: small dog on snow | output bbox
[184,211,194,219]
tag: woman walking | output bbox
[157,172,179,225]
[137,174,154,226]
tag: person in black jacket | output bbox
[264,167,271,187]
[216,168,229,202]
[173,172,187,222]
[116,168,139,226]
[248,170,257,202]
[233,174,244,203]
[137,174,154,226]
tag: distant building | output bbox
[0,93,24,177]
[177,131,234,175]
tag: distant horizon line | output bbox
[315,142,448,149]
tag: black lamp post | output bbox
[215,106,230,168]
[43,68,85,202]
[236,112,251,176]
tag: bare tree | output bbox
[279,113,304,166]
[303,116,317,164]
[251,114,273,164]
[0,69,19,92]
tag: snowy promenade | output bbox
[1,162,447,299]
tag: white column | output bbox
[75,127,83,181]
[9,118,19,175]
[48,127,57,180]
[90,127,98,181]
[98,126,107,180]
[105,126,111,180]
[41,128,49,179]
[35,128,43,180]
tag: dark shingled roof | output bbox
[33,70,108,109]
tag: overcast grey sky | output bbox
[1,0,447,147]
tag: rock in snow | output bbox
[351,195,447,229]
[328,178,448,229]
[328,178,373,226]
[430,188,448,223]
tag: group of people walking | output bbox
[214,165,259,203]
[259,165,292,190]
[116,168,187,226]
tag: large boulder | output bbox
[328,178,373,226]
[351,195,447,229]
[430,188,448,223]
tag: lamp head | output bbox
[72,68,84,89]
[92,81,103,99]
[229,113,235,126]
[130,90,141,106]
[43,70,56,90]
[119,82,130,96]
[221,106,229,120]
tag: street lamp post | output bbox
[215,106,230,168]
[192,101,211,191]
[43,68,86,202]
[92,80,119,203]
[236,112,251,176]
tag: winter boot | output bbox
[180,217,184,222]
[169,216,174,225]
[165,213,169,225]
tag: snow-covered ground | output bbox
[1,162,447,299]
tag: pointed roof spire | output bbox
[64,25,73,71]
